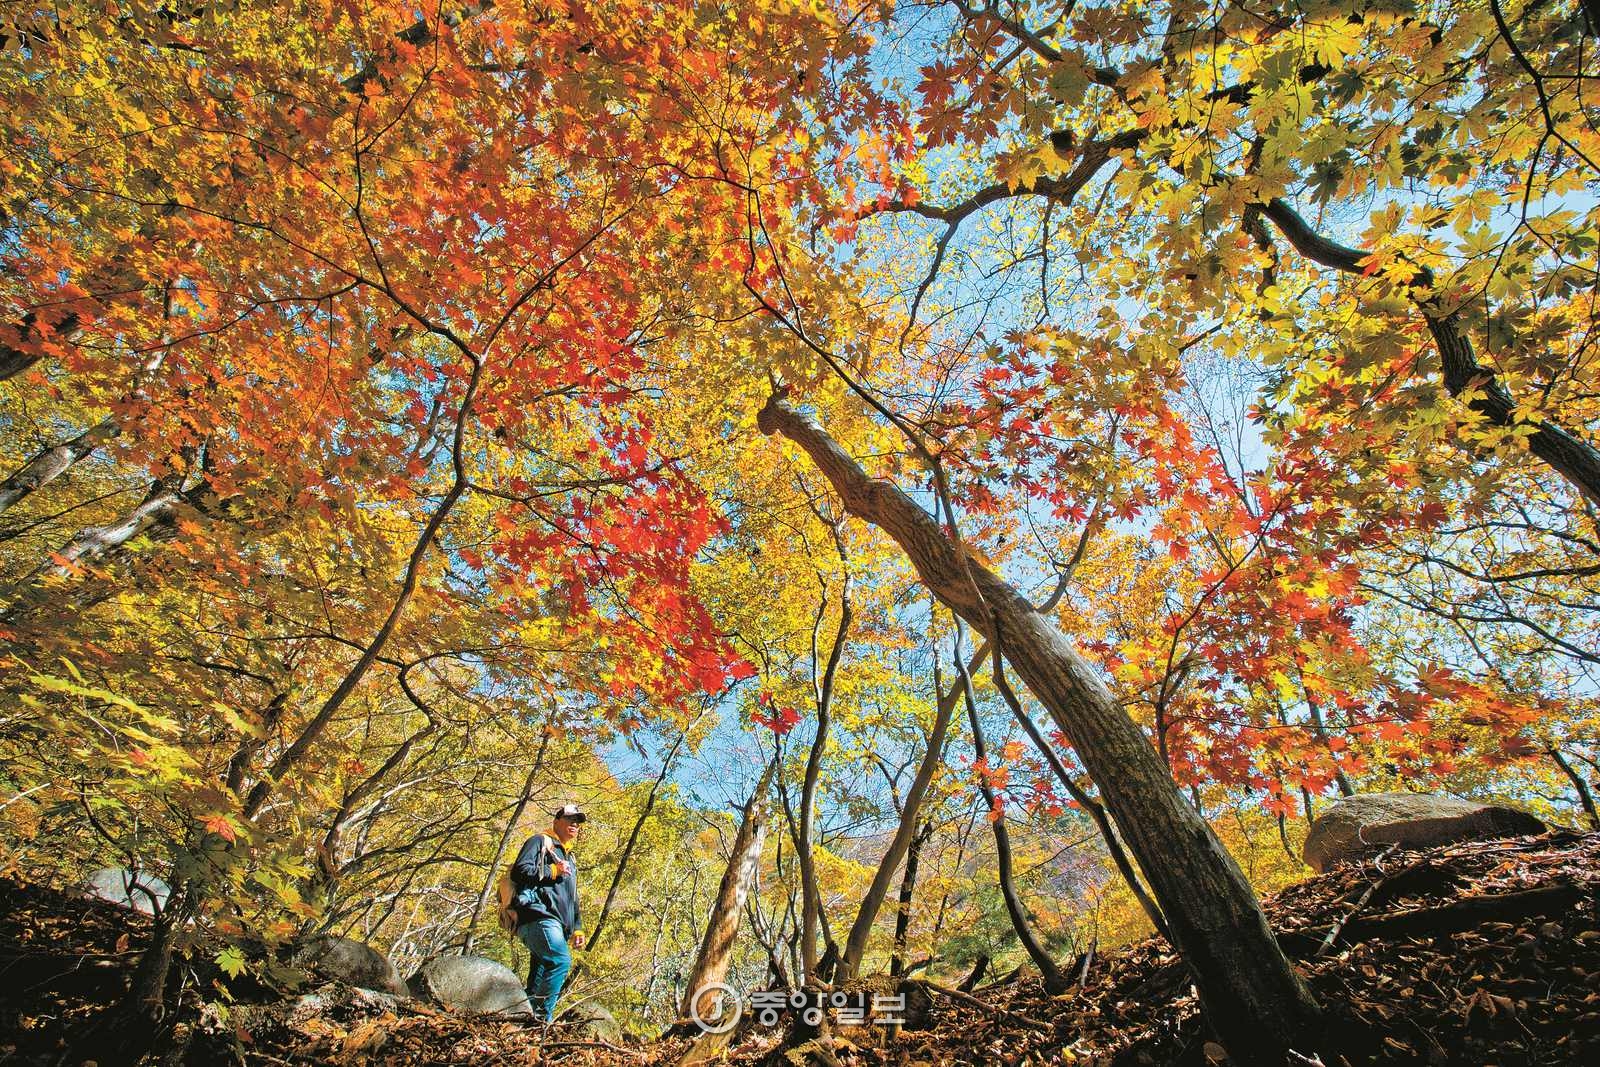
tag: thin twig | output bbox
[910,978,1052,1030]
[1315,844,1401,958]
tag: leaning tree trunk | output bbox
[837,643,964,980]
[758,395,1322,1065]
[798,571,850,981]
[462,724,555,954]
[952,648,1068,992]
[681,758,777,1023]
[990,650,1170,941]
[0,418,118,517]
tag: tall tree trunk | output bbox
[681,758,777,1022]
[1549,745,1600,830]
[837,651,959,980]
[799,564,850,981]
[889,820,932,977]
[462,721,557,953]
[759,395,1323,1065]
[574,725,690,970]
[952,643,1068,992]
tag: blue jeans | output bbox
[517,916,571,1021]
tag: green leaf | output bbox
[216,946,247,979]
[1047,53,1091,105]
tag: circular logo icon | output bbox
[688,981,742,1034]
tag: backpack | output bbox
[496,834,555,934]
[495,865,519,933]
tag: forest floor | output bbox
[4,831,1600,1066]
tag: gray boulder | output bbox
[293,935,410,997]
[1304,792,1545,872]
[407,955,532,1016]
[562,1003,622,1042]
[82,867,169,915]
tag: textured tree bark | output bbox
[990,651,1170,941]
[0,418,118,517]
[837,653,959,980]
[681,759,776,1022]
[759,395,1323,1064]
[954,646,1068,992]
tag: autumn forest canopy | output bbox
[1,0,1598,1061]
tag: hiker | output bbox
[510,803,586,1021]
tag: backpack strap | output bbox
[512,833,556,888]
